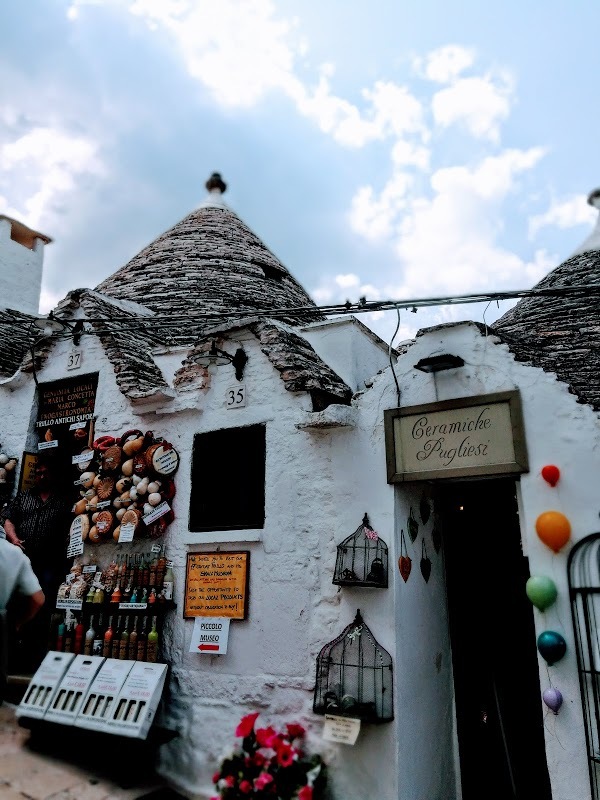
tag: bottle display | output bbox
[84,616,95,656]
[103,616,114,658]
[146,616,159,663]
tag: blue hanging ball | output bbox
[537,630,567,665]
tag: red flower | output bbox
[224,775,235,787]
[298,787,313,800]
[212,771,221,784]
[254,772,274,790]
[239,780,253,794]
[285,723,305,740]
[235,712,260,738]
[256,726,277,748]
[276,742,295,768]
[252,751,267,768]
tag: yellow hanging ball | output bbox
[536,511,571,553]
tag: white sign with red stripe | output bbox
[189,617,230,655]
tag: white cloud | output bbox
[335,273,360,289]
[350,172,413,242]
[416,45,475,84]
[432,74,512,142]
[528,195,596,238]
[391,140,430,170]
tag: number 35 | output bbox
[226,386,246,407]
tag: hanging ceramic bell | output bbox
[366,557,385,584]
[420,540,432,583]
[398,529,412,583]
[407,508,419,543]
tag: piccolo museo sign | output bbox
[384,391,528,482]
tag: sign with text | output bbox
[322,715,361,745]
[18,452,38,492]
[36,375,98,429]
[184,551,249,619]
[189,617,230,654]
[384,391,528,482]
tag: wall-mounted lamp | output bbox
[32,313,85,344]
[413,354,464,373]
[196,340,248,381]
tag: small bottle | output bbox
[84,616,95,656]
[56,619,66,652]
[93,585,104,604]
[137,618,147,661]
[122,580,133,604]
[85,585,96,604]
[146,616,159,663]
[140,587,148,604]
[93,614,104,656]
[148,587,157,605]
[118,617,130,659]
[74,616,84,654]
[63,619,74,653]
[163,564,174,601]
[129,617,138,658]
[130,586,138,604]
[156,547,166,589]
[111,581,122,605]
[149,556,157,588]
[103,616,114,658]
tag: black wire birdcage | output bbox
[313,609,393,723]
[332,514,388,588]
[568,532,600,800]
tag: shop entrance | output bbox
[438,479,551,800]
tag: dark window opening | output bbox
[261,263,284,281]
[189,424,266,531]
[310,389,351,412]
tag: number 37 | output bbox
[226,385,246,407]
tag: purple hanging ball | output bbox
[542,687,563,715]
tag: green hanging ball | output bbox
[526,576,558,612]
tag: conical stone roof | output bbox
[95,174,323,345]
[495,191,600,410]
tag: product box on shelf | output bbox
[106,661,168,739]
[17,651,75,720]
[44,654,105,725]
[75,658,136,732]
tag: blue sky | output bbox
[1,0,598,342]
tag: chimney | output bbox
[571,189,600,257]
[0,215,52,314]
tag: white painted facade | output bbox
[0,216,48,315]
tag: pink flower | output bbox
[224,775,235,787]
[276,742,295,768]
[236,712,260,738]
[254,772,274,790]
[256,726,277,747]
[239,780,253,794]
[298,787,313,800]
[212,771,221,784]
[285,723,305,740]
[252,751,267,768]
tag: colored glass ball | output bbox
[541,465,560,487]
[537,630,567,665]
[536,511,571,553]
[526,576,558,611]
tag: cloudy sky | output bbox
[1,1,598,343]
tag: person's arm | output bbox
[4,518,23,548]
[15,589,44,631]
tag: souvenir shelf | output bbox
[313,609,393,723]
[333,514,389,588]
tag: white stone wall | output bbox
[1,315,597,800]
[0,219,44,314]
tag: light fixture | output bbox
[31,313,85,344]
[414,354,464,373]
[195,340,248,381]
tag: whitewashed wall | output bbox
[1,314,597,800]
[0,218,45,315]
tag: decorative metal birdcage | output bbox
[313,609,393,723]
[569,532,600,800]
[332,514,389,588]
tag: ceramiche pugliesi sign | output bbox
[384,390,528,483]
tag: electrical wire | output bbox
[388,307,402,407]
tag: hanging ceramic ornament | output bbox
[542,687,563,715]
[420,540,432,583]
[536,511,571,553]
[407,507,419,543]
[398,528,412,583]
[537,630,567,665]
[420,494,431,525]
[541,465,560,487]
[432,514,442,554]
[526,576,558,611]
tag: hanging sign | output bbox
[18,452,38,492]
[184,551,249,619]
[36,375,98,429]
[189,617,230,654]
[384,390,528,483]
[322,715,361,745]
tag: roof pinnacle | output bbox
[205,172,227,194]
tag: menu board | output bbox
[184,551,249,620]
[36,375,98,429]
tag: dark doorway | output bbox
[439,479,551,800]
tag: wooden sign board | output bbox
[19,452,38,492]
[184,551,249,620]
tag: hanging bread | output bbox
[120,429,145,456]
[97,476,115,500]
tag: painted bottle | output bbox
[146,616,159,663]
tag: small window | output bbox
[189,424,266,531]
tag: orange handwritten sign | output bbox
[184,551,249,619]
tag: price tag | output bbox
[66,349,83,371]
[69,421,87,430]
[118,522,135,543]
[119,602,148,610]
[65,573,76,584]
[142,501,170,525]
[96,500,111,509]
[151,544,162,553]
[56,599,83,611]
[83,565,97,574]
[226,384,246,408]
[67,523,84,558]
[322,715,361,745]
[72,452,93,465]
[38,440,58,450]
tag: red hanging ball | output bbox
[541,465,560,487]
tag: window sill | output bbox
[184,529,263,545]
